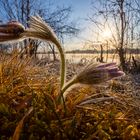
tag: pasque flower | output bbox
[23,16,66,88]
[75,62,124,84]
[0,21,25,42]
[0,17,125,103]
[62,63,125,99]
[0,16,65,89]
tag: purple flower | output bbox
[74,63,125,85]
[0,21,25,42]
[62,62,125,99]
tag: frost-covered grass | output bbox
[0,16,140,140]
[0,53,140,140]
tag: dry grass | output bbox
[0,52,140,140]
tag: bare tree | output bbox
[90,0,140,71]
[0,0,78,60]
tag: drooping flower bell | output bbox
[73,62,125,85]
[23,16,59,44]
[24,16,65,88]
[0,21,25,42]
[0,16,65,89]
[75,63,124,85]
[62,63,125,99]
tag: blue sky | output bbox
[55,0,91,20]
[0,0,93,50]
[53,0,93,50]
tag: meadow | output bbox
[0,51,140,140]
[0,16,140,140]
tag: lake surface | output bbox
[66,53,120,63]
[38,53,120,64]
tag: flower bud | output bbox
[74,63,125,85]
[0,21,25,42]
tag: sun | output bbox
[102,29,112,39]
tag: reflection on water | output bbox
[37,53,120,64]
[66,53,119,64]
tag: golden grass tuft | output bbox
[0,52,140,140]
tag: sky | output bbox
[0,0,93,50]
[53,0,93,50]
[55,0,91,20]
[1,0,138,51]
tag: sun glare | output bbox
[102,29,112,39]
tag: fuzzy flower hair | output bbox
[74,62,125,85]
[23,16,59,45]
[0,21,25,42]
[0,16,66,88]
[62,62,125,99]
[24,16,66,88]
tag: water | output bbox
[37,53,120,64]
[66,53,120,63]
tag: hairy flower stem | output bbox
[53,40,65,89]
[23,30,66,104]
[58,79,76,102]
[23,30,65,89]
